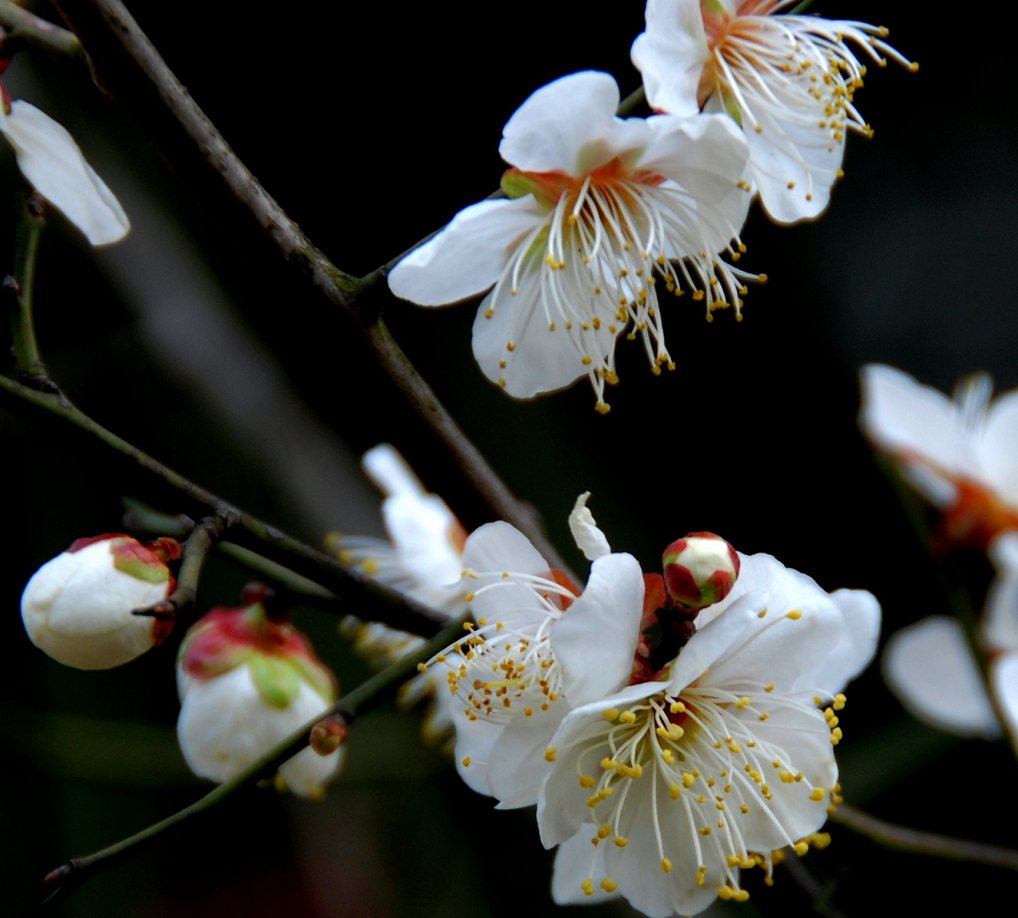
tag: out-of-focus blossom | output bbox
[883,533,1018,740]
[389,70,754,413]
[632,0,914,224]
[859,364,1018,551]
[431,494,645,807]
[0,88,130,245]
[176,599,342,798]
[329,444,467,742]
[21,534,178,670]
[539,552,879,915]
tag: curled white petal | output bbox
[0,100,129,246]
[568,492,611,560]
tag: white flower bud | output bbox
[21,534,176,670]
[176,602,343,798]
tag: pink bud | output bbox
[662,532,740,613]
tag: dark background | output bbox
[2,1,1016,916]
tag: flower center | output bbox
[493,158,754,413]
[557,681,843,898]
[433,568,580,723]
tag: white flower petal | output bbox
[882,616,1000,739]
[487,704,569,809]
[551,829,617,907]
[986,533,1018,652]
[0,100,129,246]
[551,553,644,705]
[499,71,623,174]
[568,492,611,560]
[450,705,502,797]
[990,654,1018,739]
[387,195,543,306]
[979,390,1018,505]
[860,364,972,491]
[632,0,710,119]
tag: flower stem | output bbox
[5,193,47,379]
[0,1,82,59]
[831,803,1018,872]
[0,373,450,637]
[42,614,471,899]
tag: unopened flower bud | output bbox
[662,532,740,613]
[309,717,347,756]
[21,534,177,669]
[176,601,342,798]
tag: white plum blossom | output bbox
[176,600,343,798]
[0,90,129,245]
[859,364,1018,550]
[632,0,914,224]
[537,552,880,916]
[433,494,645,807]
[388,70,755,413]
[883,533,1018,741]
[21,534,177,670]
[329,444,468,742]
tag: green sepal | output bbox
[249,654,302,708]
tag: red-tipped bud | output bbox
[21,534,176,669]
[662,532,740,613]
[309,717,348,756]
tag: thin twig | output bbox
[50,0,568,572]
[0,0,82,59]
[132,512,235,621]
[51,1,561,565]
[42,613,471,899]
[0,373,451,637]
[4,192,47,379]
[123,500,344,611]
[831,803,1018,872]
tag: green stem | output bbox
[0,374,449,637]
[6,193,47,378]
[123,500,342,610]
[0,0,82,59]
[43,614,471,898]
[832,803,1018,871]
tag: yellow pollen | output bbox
[579,775,596,789]
[682,772,696,788]
[660,858,673,874]
[696,865,707,886]
[545,748,557,762]
[416,662,428,673]
[669,783,681,800]
[506,341,516,352]
[785,609,802,620]
[794,842,810,856]
[462,757,471,767]
[600,879,618,893]
[603,708,619,722]
[581,879,594,896]
[613,837,628,848]
[834,694,847,710]
[669,701,686,714]
[619,710,637,725]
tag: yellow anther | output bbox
[619,710,637,725]
[809,787,826,802]
[417,662,428,673]
[545,748,558,762]
[669,701,686,714]
[462,757,471,767]
[833,693,847,710]
[506,341,516,352]
[669,783,681,800]
[613,836,629,848]
[699,826,712,836]
[581,879,594,896]
[579,775,596,789]
[733,889,750,902]
[524,707,533,717]
[758,712,770,721]
[600,879,618,893]
[695,865,707,886]
[735,696,751,709]
[660,857,673,873]
[785,609,802,620]
[602,708,619,722]
[794,841,809,856]
[598,824,611,839]
[682,772,696,788]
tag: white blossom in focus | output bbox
[537,552,880,915]
[434,494,645,807]
[176,601,343,798]
[21,534,175,670]
[389,70,754,413]
[632,0,914,224]
[0,93,129,245]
